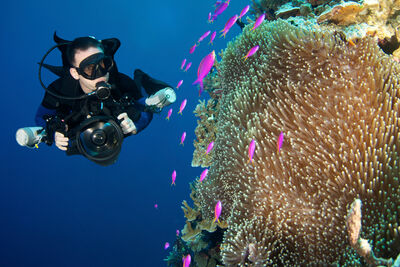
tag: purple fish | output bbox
[198,30,211,44]
[277,132,284,153]
[178,99,187,114]
[248,139,256,164]
[220,14,238,38]
[213,2,228,20]
[180,59,186,70]
[208,12,212,23]
[176,229,180,236]
[166,108,173,120]
[183,254,191,267]
[213,201,222,223]
[176,80,183,89]
[193,50,216,90]
[184,62,192,72]
[199,168,208,182]
[189,44,197,54]
[164,242,170,250]
[171,170,176,185]
[209,31,216,45]
[239,5,250,21]
[243,45,259,61]
[251,14,265,31]
[206,141,214,154]
[180,131,186,146]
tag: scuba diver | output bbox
[16,33,176,166]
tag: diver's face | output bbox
[70,46,110,94]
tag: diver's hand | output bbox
[117,112,137,135]
[54,131,69,151]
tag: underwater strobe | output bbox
[16,127,46,148]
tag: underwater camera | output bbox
[67,115,124,166]
[16,79,124,166]
[16,115,124,166]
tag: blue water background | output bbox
[1,0,245,266]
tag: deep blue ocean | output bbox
[1,0,245,266]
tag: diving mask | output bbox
[75,52,113,80]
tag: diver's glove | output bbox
[145,87,176,111]
[117,112,137,135]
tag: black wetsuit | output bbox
[36,69,171,134]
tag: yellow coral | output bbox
[181,221,202,242]
[192,99,220,168]
[182,200,199,222]
[317,2,364,25]
[198,219,217,233]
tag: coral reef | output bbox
[192,98,220,168]
[191,19,400,265]
[356,0,400,41]
[275,2,301,19]
[191,55,225,168]
[182,200,200,222]
[250,0,400,58]
[251,0,293,13]
[165,184,228,266]
[181,185,228,240]
[317,2,364,25]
